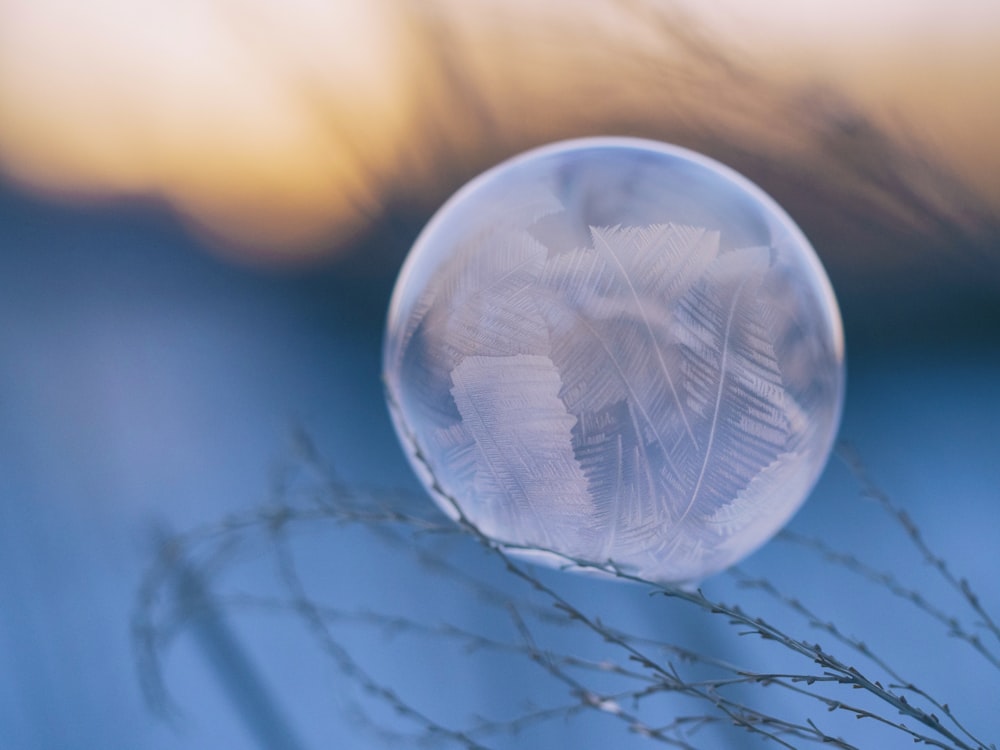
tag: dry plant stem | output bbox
[396,397,992,749]
[504,606,703,750]
[729,570,990,750]
[136,415,997,749]
[837,444,1000,648]
[493,545,857,749]
[138,478,991,749]
[220,556,916,745]
[776,529,1000,673]
[501,546,967,749]
[267,520,495,750]
[216,591,658,686]
[213,591,714,745]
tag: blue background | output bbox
[2,179,998,748]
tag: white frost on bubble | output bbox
[395,186,564,361]
[667,245,794,531]
[706,450,810,537]
[398,229,550,430]
[535,225,724,524]
[590,223,720,322]
[384,141,845,584]
[450,353,593,551]
[440,231,551,362]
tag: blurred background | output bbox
[1,0,999,747]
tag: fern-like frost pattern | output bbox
[385,142,844,584]
[450,353,594,553]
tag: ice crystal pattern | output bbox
[384,138,844,584]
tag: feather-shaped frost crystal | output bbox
[384,137,845,584]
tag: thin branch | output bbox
[838,443,1000,647]
[778,529,1000,672]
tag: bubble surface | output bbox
[384,138,845,584]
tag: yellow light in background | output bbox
[0,0,412,261]
[0,0,997,265]
[694,0,1000,210]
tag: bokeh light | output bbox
[0,0,412,259]
[0,0,997,264]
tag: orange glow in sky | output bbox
[0,0,997,263]
[0,0,412,260]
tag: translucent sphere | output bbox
[384,137,844,584]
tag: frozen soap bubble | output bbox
[384,137,845,584]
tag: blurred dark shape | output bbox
[1,0,998,316]
[138,530,308,750]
